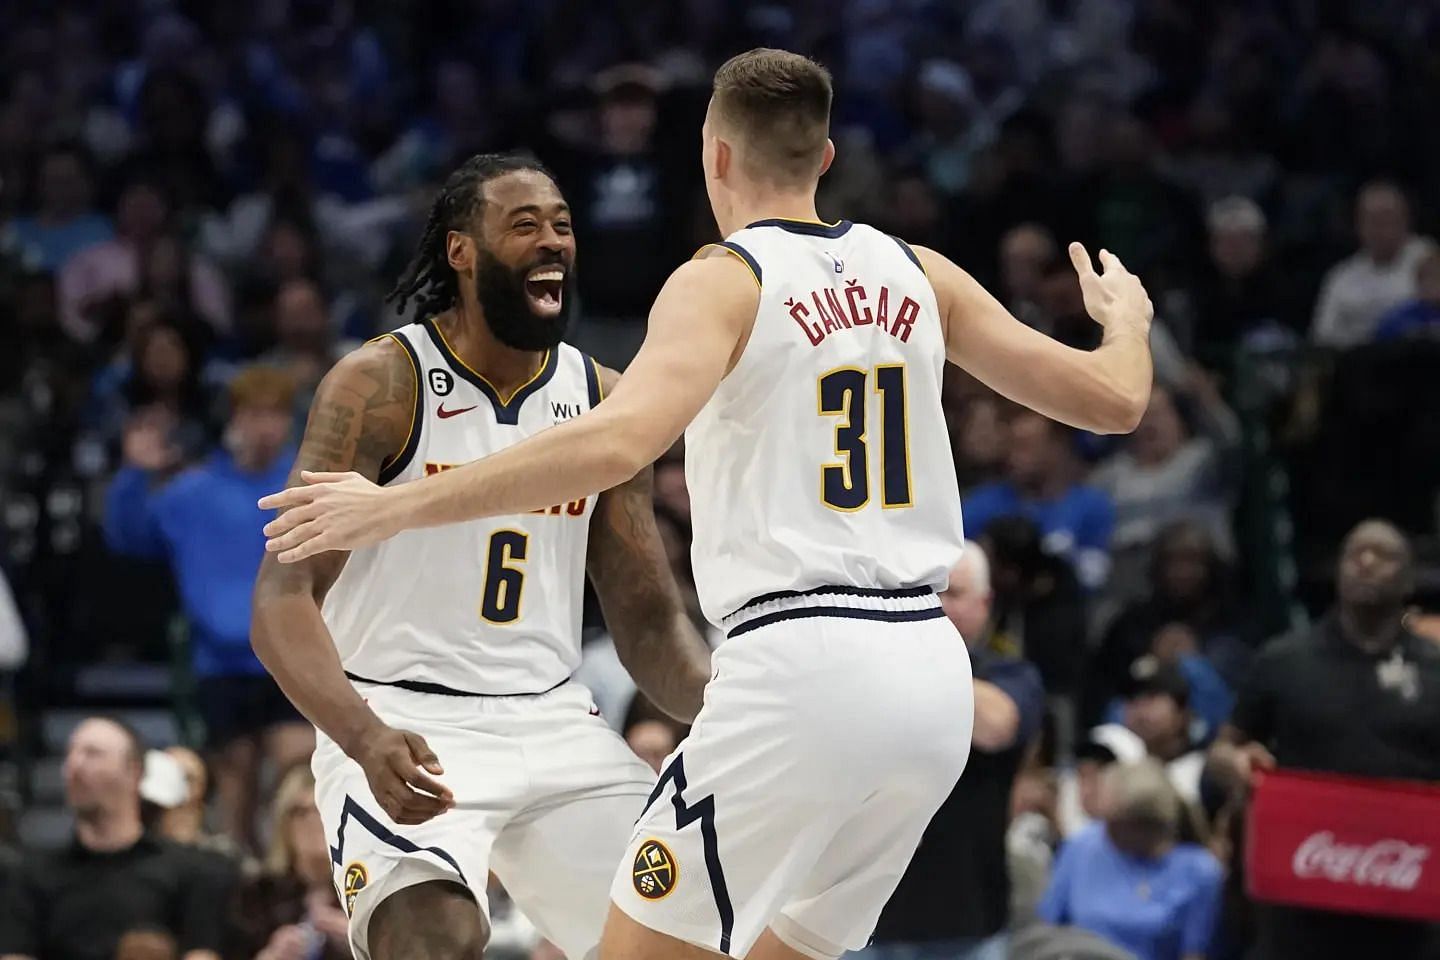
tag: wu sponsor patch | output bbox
[343,861,368,914]
[632,839,678,900]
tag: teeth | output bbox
[529,269,564,282]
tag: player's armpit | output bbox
[915,243,1152,434]
[251,338,417,756]
[586,368,711,724]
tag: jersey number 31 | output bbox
[817,365,912,511]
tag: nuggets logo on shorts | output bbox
[632,839,678,900]
[343,862,368,915]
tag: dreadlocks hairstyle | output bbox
[386,152,558,317]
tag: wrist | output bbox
[336,711,387,759]
[385,482,422,534]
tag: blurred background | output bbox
[2,1,1440,960]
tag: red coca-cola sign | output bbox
[1247,769,1440,921]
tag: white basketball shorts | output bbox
[313,677,653,960]
[610,587,974,958]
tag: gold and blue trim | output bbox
[421,317,558,425]
[696,241,762,289]
[889,235,927,277]
[374,330,423,485]
[746,217,853,239]
[583,354,604,408]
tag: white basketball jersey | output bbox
[321,319,604,695]
[685,218,965,624]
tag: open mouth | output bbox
[524,266,566,316]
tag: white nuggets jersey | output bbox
[321,319,604,695]
[685,218,965,624]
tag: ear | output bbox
[446,230,473,273]
[818,138,836,177]
[712,136,731,181]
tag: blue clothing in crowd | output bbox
[963,482,1116,589]
[104,448,295,678]
[1038,823,1223,960]
[4,214,112,271]
[1373,300,1440,341]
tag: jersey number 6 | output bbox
[480,529,529,623]
[817,365,912,511]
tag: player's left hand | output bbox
[259,471,404,562]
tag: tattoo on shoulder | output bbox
[295,338,416,482]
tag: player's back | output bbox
[321,319,605,695]
[686,217,964,625]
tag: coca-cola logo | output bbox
[1292,831,1430,891]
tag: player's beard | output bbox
[472,248,573,352]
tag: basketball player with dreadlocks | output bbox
[250,153,712,960]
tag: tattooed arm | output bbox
[586,366,711,723]
[251,338,453,824]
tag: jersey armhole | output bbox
[889,235,928,278]
[695,241,762,290]
[373,331,424,484]
[583,353,604,408]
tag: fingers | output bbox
[262,501,321,538]
[1068,242,1097,279]
[258,485,319,512]
[265,518,321,555]
[301,470,359,484]
[277,536,332,564]
[405,731,446,776]
[381,785,451,825]
[394,759,455,806]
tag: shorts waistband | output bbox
[344,671,569,698]
[722,585,942,639]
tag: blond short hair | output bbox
[712,48,832,187]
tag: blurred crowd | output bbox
[2,1,1440,959]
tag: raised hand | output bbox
[1068,242,1154,337]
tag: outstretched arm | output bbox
[918,242,1153,434]
[251,338,453,824]
[260,254,758,562]
[587,366,711,722]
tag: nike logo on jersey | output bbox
[436,403,478,419]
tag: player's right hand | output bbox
[1068,242,1154,335]
[353,725,455,824]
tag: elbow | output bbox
[1091,383,1148,435]
[603,417,666,484]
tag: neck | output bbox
[717,189,822,238]
[76,806,143,852]
[439,304,545,395]
[1339,604,1405,653]
[159,806,204,844]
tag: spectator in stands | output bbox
[983,516,1087,750]
[951,390,1007,493]
[260,278,358,411]
[114,928,179,960]
[103,366,312,851]
[1192,197,1299,369]
[1373,247,1440,342]
[865,543,1044,960]
[1101,659,1208,805]
[967,409,1115,590]
[153,747,238,859]
[0,717,228,960]
[231,765,349,960]
[1039,760,1223,960]
[558,63,688,368]
[58,176,230,343]
[1087,522,1250,725]
[999,222,1058,328]
[2,141,112,271]
[1208,519,1440,960]
[1090,371,1240,602]
[1310,181,1437,348]
[88,316,212,460]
